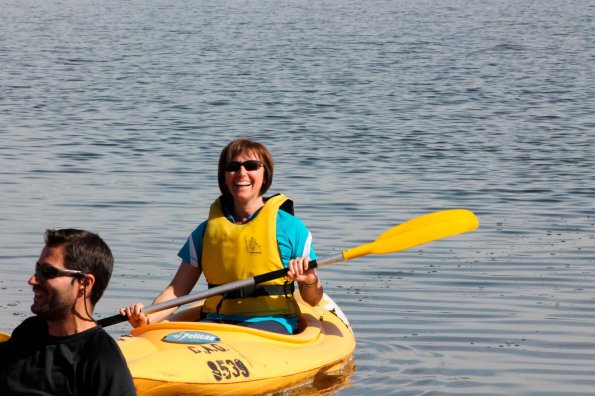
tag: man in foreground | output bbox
[0,229,136,395]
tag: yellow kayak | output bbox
[117,291,355,395]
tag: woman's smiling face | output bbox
[224,151,265,204]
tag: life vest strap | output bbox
[207,282,295,299]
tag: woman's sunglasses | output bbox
[36,264,85,280]
[225,160,263,172]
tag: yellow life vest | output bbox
[202,194,300,317]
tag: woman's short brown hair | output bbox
[217,138,274,197]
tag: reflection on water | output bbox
[1,0,595,395]
[278,359,356,396]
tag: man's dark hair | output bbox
[45,229,113,306]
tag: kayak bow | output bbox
[117,291,355,395]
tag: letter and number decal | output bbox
[207,359,250,381]
[161,331,250,380]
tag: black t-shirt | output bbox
[0,316,136,396]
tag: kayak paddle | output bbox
[97,208,478,327]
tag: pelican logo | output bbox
[163,331,220,344]
[245,236,262,254]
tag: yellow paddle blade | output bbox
[378,209,478,240]
[0,331,10,342]
[342,209,479,261]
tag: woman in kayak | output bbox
[121,138,322,334]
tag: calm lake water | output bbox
[1,0,594,394]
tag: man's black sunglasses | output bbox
[37,264,85,280]
[225,160,263,172]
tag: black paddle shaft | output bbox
[97,262,319,328]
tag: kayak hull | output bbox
[117,292,355,395]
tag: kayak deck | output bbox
[117,292,355,395]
